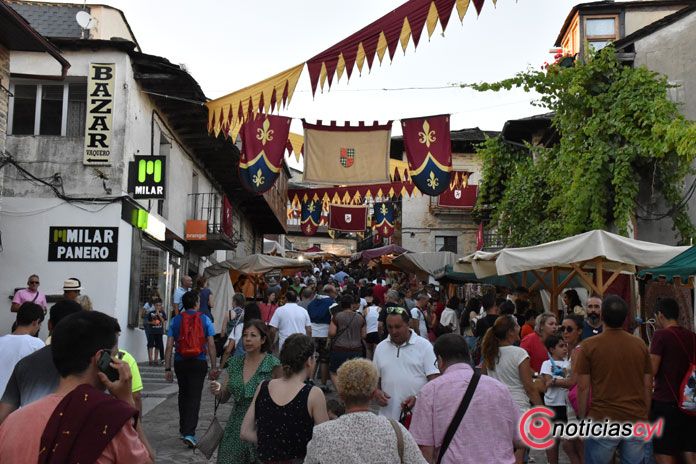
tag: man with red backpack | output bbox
[649,297,696,463]
[164,290,218,449]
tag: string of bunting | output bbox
[206,0,495,134]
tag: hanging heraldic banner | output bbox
[48,227,118,262]
[328,204,368,232]
[83,63,116,166]
[303,120,391,185]
[128,156,167,199]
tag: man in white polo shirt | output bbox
[373,307,439,420]
[269,290,312,350]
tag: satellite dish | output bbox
[76,11,95,29]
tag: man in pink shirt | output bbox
[410,334,521,464]
[0,311,153,463]
[11,274,47,312]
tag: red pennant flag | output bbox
[401,114,452,196]
[328,204,368,232]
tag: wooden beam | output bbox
[596,258,604,296]
[530,269,550,292]
[601,269,622,294]
[551,267,558,315]
[570,263,601,295]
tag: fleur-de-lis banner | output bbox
[301,199,322,236]
[239,114,291,194]
[401,114,452,196]
[373,202,395,237]
[328,204,368,232]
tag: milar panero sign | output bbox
[48,227,118,262]
[128,156,167,199]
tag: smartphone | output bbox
[97,350,122,382]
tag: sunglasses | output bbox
[560,326,575,333]
[386,306,408,315]
[29,281,40,285]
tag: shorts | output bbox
[365,332,380,344]
[650,400,696,455]
[329,350,362,373]
[313,337,330,363]
[548,405,568,423]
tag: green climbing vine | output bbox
[471,45,696,246]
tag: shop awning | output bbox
[637,246,696,283]
[352,244,410,263]
[392,251,458,279]
[204,254,311,277]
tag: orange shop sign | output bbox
[185,220,208,241]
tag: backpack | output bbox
[307,298,334,325]
[178,312,205,358]
[666,329,696,416]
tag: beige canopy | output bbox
[204,254,312,277]
[392,251,459,279]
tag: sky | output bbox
[63,0,579,165]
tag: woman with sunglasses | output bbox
[557,314,585,463]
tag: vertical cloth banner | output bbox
[239,114,291,193]
[401,114,452,196]
[302,120,392,185]
[373,202,395,237]
[301,199,322,236]
[328,204,368,232]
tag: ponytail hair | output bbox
[481,315,517,371]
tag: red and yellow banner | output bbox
[401,114,452,196]
[239,114,291,194]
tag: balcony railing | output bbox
[189,193,232,237]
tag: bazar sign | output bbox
[49,227,118,261]
[83,63,115,166]
[128,156,167,199]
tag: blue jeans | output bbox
[585,437,646,464]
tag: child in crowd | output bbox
[540,335,570,464]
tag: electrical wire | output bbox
[0,153,126,208]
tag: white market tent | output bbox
[203,254,312,333]
[455,250,501,279]
[263,238,285,256]
[495,230,687,312]
[392,251,459,280]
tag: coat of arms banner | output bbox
[239,114,291,193]
[401,114,452,196]
[328,204,368,232]
[302,120,392,185]
[301,199,323,236]
[373,202,395,237]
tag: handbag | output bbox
[436,370,481,464]
[326,311,358,352]
[197,397,224,459]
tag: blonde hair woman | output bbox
[304,359,426,464]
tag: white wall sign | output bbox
[83,63,115,166]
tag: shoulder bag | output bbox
[387,418,404,464]
[197,397,224,459]
[436,370,481,464]
[326,311,358,352]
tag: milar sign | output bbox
[48,227,118,262]
[128,156,167,199]
[83,63,115,166]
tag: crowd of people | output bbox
[0,264,694,464]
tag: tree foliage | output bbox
[471,45,696,246]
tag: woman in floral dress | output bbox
[212,319,279,463]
